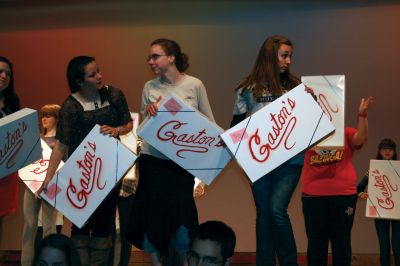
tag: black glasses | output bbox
[147,54,167,62]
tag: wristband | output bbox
[358,112,367,118]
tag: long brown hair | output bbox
[0,56,20,115]
[235,35,300,97]
[39,104,61,137]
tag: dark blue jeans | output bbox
[375,219,400,266]
[252,163,302,266]
[302,194,357,266]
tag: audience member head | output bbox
[188,220,236,266]
[33,234,81,266]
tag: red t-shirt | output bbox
[301,127,360,196]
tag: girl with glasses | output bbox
[127,38,214,266]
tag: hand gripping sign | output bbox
[366,160,400,220]
[138,94,232,185]
[0,108,42,179]
[302,75,345,149]
[40,125,137,228]
[220,84,335,183]
[18,139,64,193]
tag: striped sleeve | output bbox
[357,170,369,193]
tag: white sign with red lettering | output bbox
[221,84,335,183]
[366,160,400,220]
[18,139,64,193]
[0,108,42,179]
[120,112,139,154]
[119,112,139,179]
[138,94,231,185]
[40,125,137,228]
[301,75,345,149]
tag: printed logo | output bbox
[157,120,222,158]
[46,183,61,200]
[29,180,43,192]
[248,98,297,163]
[30,159,50,175]
[229,128,249,144]
[66,141,105,209]
[0,121,28,169]
[369,206,377,216]
[164,98,183,116]
[372,168,398,210]
[317,93,339,122]
[310,149,344,165]
[345,207,354,216]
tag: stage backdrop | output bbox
[1,0,399,254]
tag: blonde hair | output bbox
[39,104,61,137]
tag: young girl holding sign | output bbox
[21,104,62,266]
[357,138,399,266]
[127,38,214,266]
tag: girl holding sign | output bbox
[0,56,20,240]
[127,38,214,266]
[38,56,133,265]
[21,104,62,266]
[357,138,399,266]
[230,35,305,266]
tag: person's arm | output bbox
[357,171,369,199]
[145,95,162,117]
[100,87,134,136]
[197,81,215,122]
[0,97,4,112]
[36,140,68,195]
[230,87,249,127]
[100,120,133,137]
[352,96,373,146]
[305,86,317,101]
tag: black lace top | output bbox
[0,91,20,118]
[56,86,132,157]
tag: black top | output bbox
[0,91,20,117]
[42,136,57,149]
[357,170,369,194]
[56,86,132,157]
